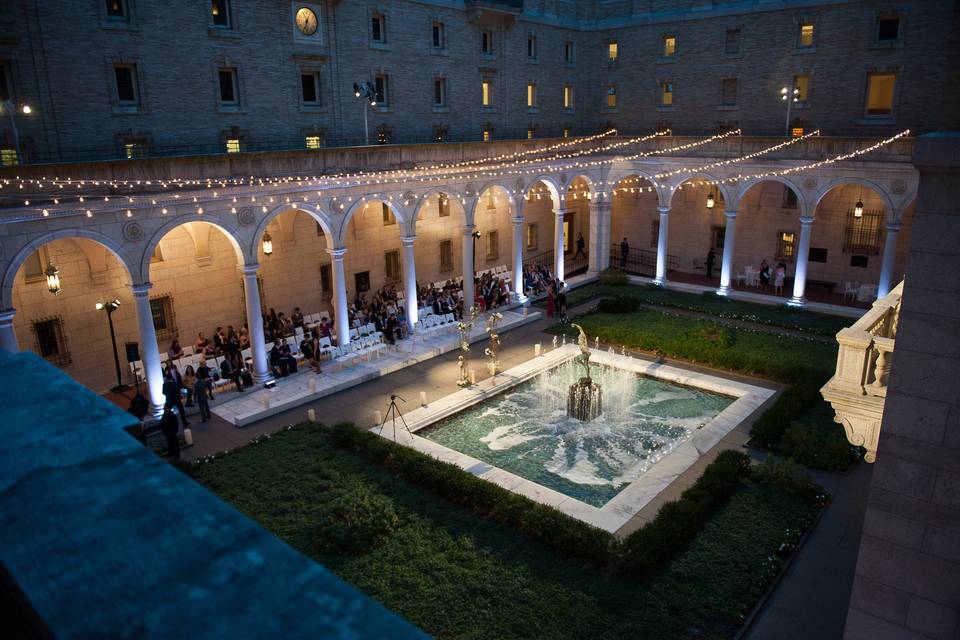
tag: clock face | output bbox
[296,7,318,36]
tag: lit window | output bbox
[305,136,322,149]
[605,85,617,109]
[662,36,676,57]
[793,74,809,102]
[526,83,537,108]
[721,78,737,106]
[526,223,538,250]
[1,149,18,165]
[563,85,574,109]
[439,240,453,271]
[724,28,740,54]
[371,13,385,42]
[482,128,492,142]
[482,80,492,106]
[106,0,126,19]
[124,142,146,159]
[301,72,320,104]
[799,24,814,47]
[211,0,230,28]
[486,231,499,260]
[114,65,138,104]
[878,16,900,42]
[527,35,537,60]
[776,231,796,260]
[226,138,241,153]
[562,128,570,138]
[865,73,895,116]
[432,21,444,49]
[660,81,673,106]
[434,77,446,107]
[374,75,388,106]
[607,41,618,63]
[218,69,238,105]
[527,128,535,139]
[791,127,804,138]
[480,30,492,54]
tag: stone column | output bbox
[131,283,164,418]
[511,217,526,300]
[328,248,351,346]
[717,209,738,296]
[654,205,670,285]
[554,206,567,281]
[588,200,612,275]
[789,216,815,306]
[462,225,476,312]
[876,222,901,298]
[400,235,419,329]
[0,309,18,353]
[241,264,272,384]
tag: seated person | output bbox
[291,307,304,329]
[220,355,244,392]
[269,340,298,377]
[167,339,184,361]
[238,328,250,349]
[194,332,210,354]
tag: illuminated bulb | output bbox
[42,209,49,216]
[126,210,132,217]
[854,200,864,218]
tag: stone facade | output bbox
[0,0,956,162]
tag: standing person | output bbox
[556,280,568,323]
[706,248,716,279]
[159,402,181,459]
[182,365,196,407]
[194,367,211,422]
[620,237,630,269]
[574,232,586,260]
[162,367,189,428]
[546,279,557,318]
[759,259,771,290]
[774,262,787,296]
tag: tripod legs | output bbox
[377,400,413,442]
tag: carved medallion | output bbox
[803,177,818,190]
[891,178,907,195]
[122,221,144,242]
[237,207,255,226]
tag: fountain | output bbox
[566,324,603,421]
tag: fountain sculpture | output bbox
[566,324,603,422]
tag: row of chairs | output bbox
[331,333,387,366]
[416,312,458,340]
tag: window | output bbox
[656,121,672,135]
[662,36,676,57]
[149,295,176,341]
[607,41,618,63]
[371,13,385,43]
[378,122,393,142]
[878,16,900,42]
[439,240,453,271]
[526,223,537,250]
[32,317,70,366]
[527,35,537,60]
[562,127,570,138]
[305,135,322,149]
[106,0,126,19]
[798,23,814,47]
[776,231,796,260]
[125,142,147,158]
[301,72,320,104]
[114,65,138,104]
[482,79,492,106]
[526,127,535,140]
[486,231,499,260]
[721,78,738,106]
[724,28,740,54]
[316,222,325,237]
[23,250,44,282]
[791,127,805,137]
[711,225,726,250]
[564,41,574,64]
[374,74,388,106]
[851,255,869,268]
[480,29,492,54]
[844,209,883,254]
[526,83,537,108]
[218,68,238,104]
[605,84,617,109]
[432,21,444,49]
[384,250,401,283]
[434,126,447,142]
[319,264,332,298]
[382,202,395,225]
[650,220,660,248]
[660,81,673,106]
[794,74,809,103]
[438,193,450,217]
[482,127,492,142]
[433,77,446,107]
[225,138,241,153]
[809,247,828,263]
[0,62,11,103]
[783,187,798,208]
[563,85,574,110]
[211,0,230,27]
[865,73,895,116]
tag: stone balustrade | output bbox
[821,281,903,462]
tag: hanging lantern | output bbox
[706,191,715,209]
[45,263,61,295]
[262,231,274,256]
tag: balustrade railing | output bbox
[609,245,677,277]
[821,281,903,462]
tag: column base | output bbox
[149,402,165,421]
[255,373,276,387]
[652,276,667,287]
[716,285,731,296]
[787,295,805,307]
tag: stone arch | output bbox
[2,228,136,310]
[737,176,810,216]
[523,175,562,210]
[473,184,517,219]
[812,177,897,222]
[606,164,667,207]
[250,203,336,258]
[140,214,246,283]
[562,172,599,196]
[668,172,736,209]
[339,196,408,246]
[412,187,467,230]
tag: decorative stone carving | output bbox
[402,190,416,205]
[237,208,255,226]
[122,221,144,242]
[515,177,525,193]
[464,182,476,197]
[803,177,818,190]
[559,172,569,186]
[891,178,907,195]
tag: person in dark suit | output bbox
[620,237,630,269]
[574,232,586,259]
[162,366,189,428]
[706,248,716,279]
[220,355,244,392]
[159,402,181,459]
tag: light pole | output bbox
[472,229,481,273]
[353,81,377,145]
[2,100,32,165]
[96,298,128,393]
[780,84,799,137]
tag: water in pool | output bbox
[421,360,733,507]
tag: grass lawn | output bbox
[188,424,821,640]
[562,283,851,337]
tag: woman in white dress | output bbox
[774,262,786,296]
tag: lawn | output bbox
[188,424,822,640]
[562,282,852,337]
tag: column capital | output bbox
[400,235,416,247]
[0,308,16,323]
[241,263,261,276]
[658,205,671,215]
[886,222,902,233]
[554,206,570,217]
[511,216,524,226]
[799,216,815,226]
[724,209,738,219]
[461,224,476,235]
[131,282,153,297]
[326,247,347,259]
[591,199,613,212]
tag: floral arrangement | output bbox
[484,312,503,375]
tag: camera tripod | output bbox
[378,394,412,442]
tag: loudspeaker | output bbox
[125,341,140,363]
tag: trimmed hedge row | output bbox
[596,297,642,314]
